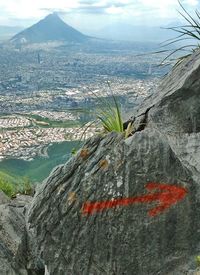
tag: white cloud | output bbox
[183,0,199,6]
[106,6,124,14]
[0,0,199,26]
[0,0,79,19]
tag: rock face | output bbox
[27,49,200,274]
[0,194,28,274]
[0,194,43,275]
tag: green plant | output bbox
[71,147,77,155]
[0,179,17,197]
[0,175,33,198]
[69,83,134,149]
[87,82,134,137]
[97,95,124,133]
[157,0,200,65]
[19,177,34,195]
[195,255,200,267]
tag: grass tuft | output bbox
[88,82,128,135]
[97,95,124,133]
[0,180,17,198]
[0,172,33,198]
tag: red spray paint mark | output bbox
[82,182,188,217]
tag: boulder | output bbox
[0,201,28,274]
[0,194,43,275]
[27,49,200,274]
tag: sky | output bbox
[0,0,200,32]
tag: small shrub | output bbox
[0,180,16,198]
[0,175,33,198]
[19,177,34,195]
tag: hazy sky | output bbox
[0,0,200,31]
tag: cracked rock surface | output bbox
[0,194,45,275]
[27,49,200,275]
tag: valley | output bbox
[0,15,171,183]
[0,40,169,182]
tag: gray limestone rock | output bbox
[0,194,43,275]
[0,202,28,274]
[27,49,200,274]
[0,191,10,205]
[27,130,198,275]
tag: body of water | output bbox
[0,141,81,183]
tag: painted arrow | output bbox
[82,182,188,217]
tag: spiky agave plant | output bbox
[95,82,135,136]
[68,83,134,158]
[158,0,200,65]
[97,94,124,133]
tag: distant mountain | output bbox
[11,13,89,44]
[93,23,180,42]
[0,26,24,40]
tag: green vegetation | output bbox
[160,1,200,64]
[26,114,80,128]
[0,171,33,197]
[196,255,200,267]
[96,95,135,138]
[71,147,77,155]
[0,180,16,197]
[97,95,124,133]
[85,84,134,138]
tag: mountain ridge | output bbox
[88,21,182,42]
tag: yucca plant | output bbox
[97,95,124,133]
[93,82,135,136]
[67,83,135,158]
[77,83,135,142]
[158,0,200,65]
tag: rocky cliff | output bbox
[1,49,200,275]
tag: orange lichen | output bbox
[99,159,109,170]
[79,149,89,160]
